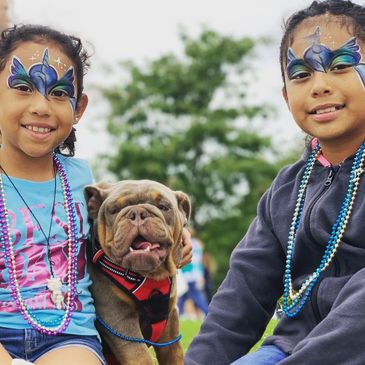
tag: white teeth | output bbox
[315,106,337,114]
[25,125,51,133]
[129,247,134,252]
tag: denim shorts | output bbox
[0,327,106,364]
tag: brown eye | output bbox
[290,71,311,80]
[331,64,351,71]
[15,84,32,92]
[51,89,68,97]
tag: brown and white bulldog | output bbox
[84,180,191,365]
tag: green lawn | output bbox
[181,318,278,352]
[180,319,204,352]
[151,318,278,363]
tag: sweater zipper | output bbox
[305,166,338,322]
[324,168,334,186]
[303,166,337,241]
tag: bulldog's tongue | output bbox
[132,241,160,251]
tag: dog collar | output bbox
[92,247,172,342]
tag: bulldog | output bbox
[84,180,191,365]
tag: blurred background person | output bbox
[178,228,209,319]
[202,250,217,304]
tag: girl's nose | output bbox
[310,72,333,98]
[29,92,51,117]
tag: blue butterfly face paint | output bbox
[287,26,365,87]
[7,49,77,110]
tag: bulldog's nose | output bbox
[127,207,149,225]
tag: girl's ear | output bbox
[74,93,89,124]
[282,86,290,111]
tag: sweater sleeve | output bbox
[185,188,285,365]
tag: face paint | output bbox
[286,26,365,86]
[7,48,77,110]
[287,48,312,80]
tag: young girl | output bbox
[186,1,365,364]
[0,24,107,365]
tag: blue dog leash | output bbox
[96,316,182,348]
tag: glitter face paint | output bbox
[7,48,76,110]
[287,26,365,86]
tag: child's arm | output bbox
[185,189,284,364]
[0,343,12,365]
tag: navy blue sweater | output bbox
[185,149,365,365]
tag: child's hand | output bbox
[178,227,192,268]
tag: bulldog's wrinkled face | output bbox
[85,180,191,278]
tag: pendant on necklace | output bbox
[47,277,64,310]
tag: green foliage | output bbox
[99,29,290,288]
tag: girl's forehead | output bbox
[7,41,73,73]
[290,18,356,55]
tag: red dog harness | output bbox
[92,248,171,342]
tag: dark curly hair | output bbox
[0,24,91,156]
[280,0,365,84]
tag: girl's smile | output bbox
[22,121,54,141]
[308,103,344,122]
[23,124,53,134]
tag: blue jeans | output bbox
[178,281,209,315]
[231,345,288,365]
[0,327,106,364]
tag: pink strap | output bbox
[311,138,331,167]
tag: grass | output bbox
[180,318,278,352]
[151,318,278,363]
[180,319,204,352]
[251,319,278,351]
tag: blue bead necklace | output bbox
[283,141,365,317]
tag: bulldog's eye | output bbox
[157,203,169,211]
[108,205,120,215]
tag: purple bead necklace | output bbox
[0,154,77,335]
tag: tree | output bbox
[99,29,283,286]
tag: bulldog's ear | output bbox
[175,191,191,221]
[84,182,114,219]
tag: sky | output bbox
[11,0,315,161]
